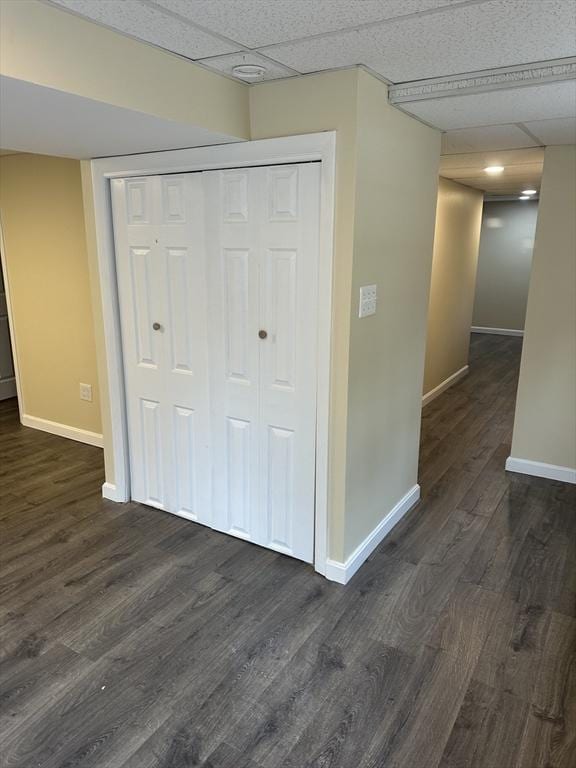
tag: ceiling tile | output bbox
[197,51,298,82]
[49,0,241,59]
[257,0,576,83]
[403,81,576,130]
[522,116,576,144]
[440,147,544,171]
[447,167,542,181]
[152,0,466,48]
[441,125,539,154]
[439,147,544,194]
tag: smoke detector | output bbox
[232,64,266,80]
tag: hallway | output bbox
[0,334,574,767]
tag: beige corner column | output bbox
[507,145,576,483]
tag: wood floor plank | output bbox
[473,594,551,702]
[216,625,361,767]
[278,639,416,768]
[0,642,94,742]
[202,742,264,768]
[365,583,501,768]
[522,611,576,768]
[439,680,530,768]
[459,481,543,593]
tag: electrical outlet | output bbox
[359,284,377,318]
[80,383,93,402]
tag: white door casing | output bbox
[88,132,336,576]
[0,260,17,401]
[111,174,212,523]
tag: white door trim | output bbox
[87,132,336,578]
[0,214,24,413]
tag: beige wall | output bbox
[0,153,101,434]
[250,69,360,559]
[0,0,249,140]
[423,177,483,395]
[473,200,537,331]
[510,145,576,472]
[344,70,440,558]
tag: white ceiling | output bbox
[441,125,537,155]
[255,0,575,81]
[39,0,576,154]
[0,76,240,159]
[523,116,576,145]
[406,80,576,130]
[439,147,544,194]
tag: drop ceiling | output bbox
[43,0,576,153]
[439,147,544,195]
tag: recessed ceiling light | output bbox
[519,195,530,200]
[232,64,266,80]
[484,165,504,175]
[522,189,537,195]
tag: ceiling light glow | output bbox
[519,195,530,200]
[484,165,504,175]
[522,189,537,195]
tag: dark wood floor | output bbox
[1,334,574,768]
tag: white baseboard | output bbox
[506,456,576,485]
[0,378,17,400]
[422,365,468,408]
[21,414,103,448]
[102,482,129,502]
[471,326,524,337]
[324,484,420,585]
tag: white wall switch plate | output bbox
[80,383,93,402]
[359,284,377,318]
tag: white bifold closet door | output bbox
[111,174,212,523]
[111,163,320,564]
[204,164,319,563]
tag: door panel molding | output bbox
[88,132,336,578]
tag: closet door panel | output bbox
[160,175,212,523]
[205,164,320,562]
[112,176,169,509]
[112,174,211,521]
[204,169,261,543]
[259,164,320,563]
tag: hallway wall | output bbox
[509,145,576,480]
[472,200,538,332]
[345,70,440,559]
[423,177,483,399]
[0,153,102,439]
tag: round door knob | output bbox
[258,330,268,340]
[152,322,162,331]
